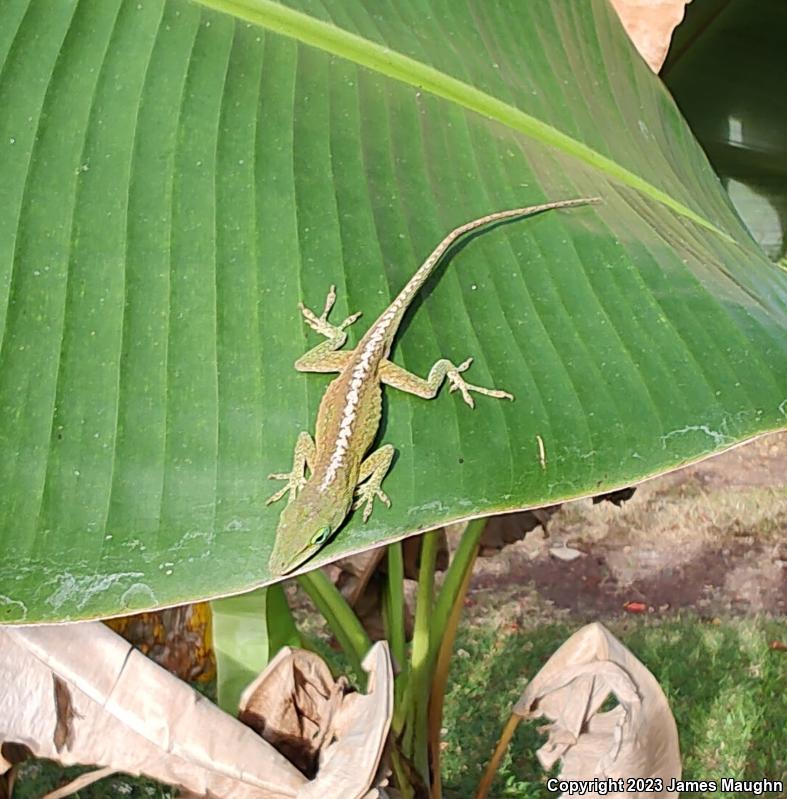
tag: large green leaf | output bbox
[1,0,785,623]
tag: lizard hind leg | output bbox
[266,431,316,505]
[353,444,395,522]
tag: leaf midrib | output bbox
[196,0,734,243]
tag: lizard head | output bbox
[267,486,351,576]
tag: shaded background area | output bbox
[662,0,787,263]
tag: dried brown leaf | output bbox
[609,0,692,71]
[515,622,681,797]
[1,623,303,798]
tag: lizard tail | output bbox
[393,196,601,312]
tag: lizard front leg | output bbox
[266,431,315,505]
[353,444,395,522]
[379,358,513,408]
[294,285,362,373]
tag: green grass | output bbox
[441,615,787,798]
[11,764,173,798]
[11,615,786,798]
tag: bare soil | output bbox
[467,431,787,624]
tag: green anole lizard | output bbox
[267,198,598,575]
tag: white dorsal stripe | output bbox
[319,312,396,491]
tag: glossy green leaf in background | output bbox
[1,0,785,623]
[211,585,300,713]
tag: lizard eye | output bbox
[310,525,332,546]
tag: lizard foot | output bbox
[352,481,391,523]
[447,357,514,409]
[299,285,362,341]
[266,470,307,505]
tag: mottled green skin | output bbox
[267,359,384,575]
[267,199,598,575]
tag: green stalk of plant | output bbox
[428,521,485,798]
[296,568,372,681]
[290,520,487,794]
[401,530,441,782]
[429,519,487,659]
[383,541,409,707]
[389,745,417,799]
[389,519,486,792]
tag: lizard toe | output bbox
[266,487,289,505]
[267,472,290,480]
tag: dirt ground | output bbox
[467,431,787,623]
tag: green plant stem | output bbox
[384,541,409,712]
[297,568,371,680]
[405,530,440,783]
[428,522,483,799]
[384,541,407,671]
[389,744,416,799]
[430,518,487,666]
